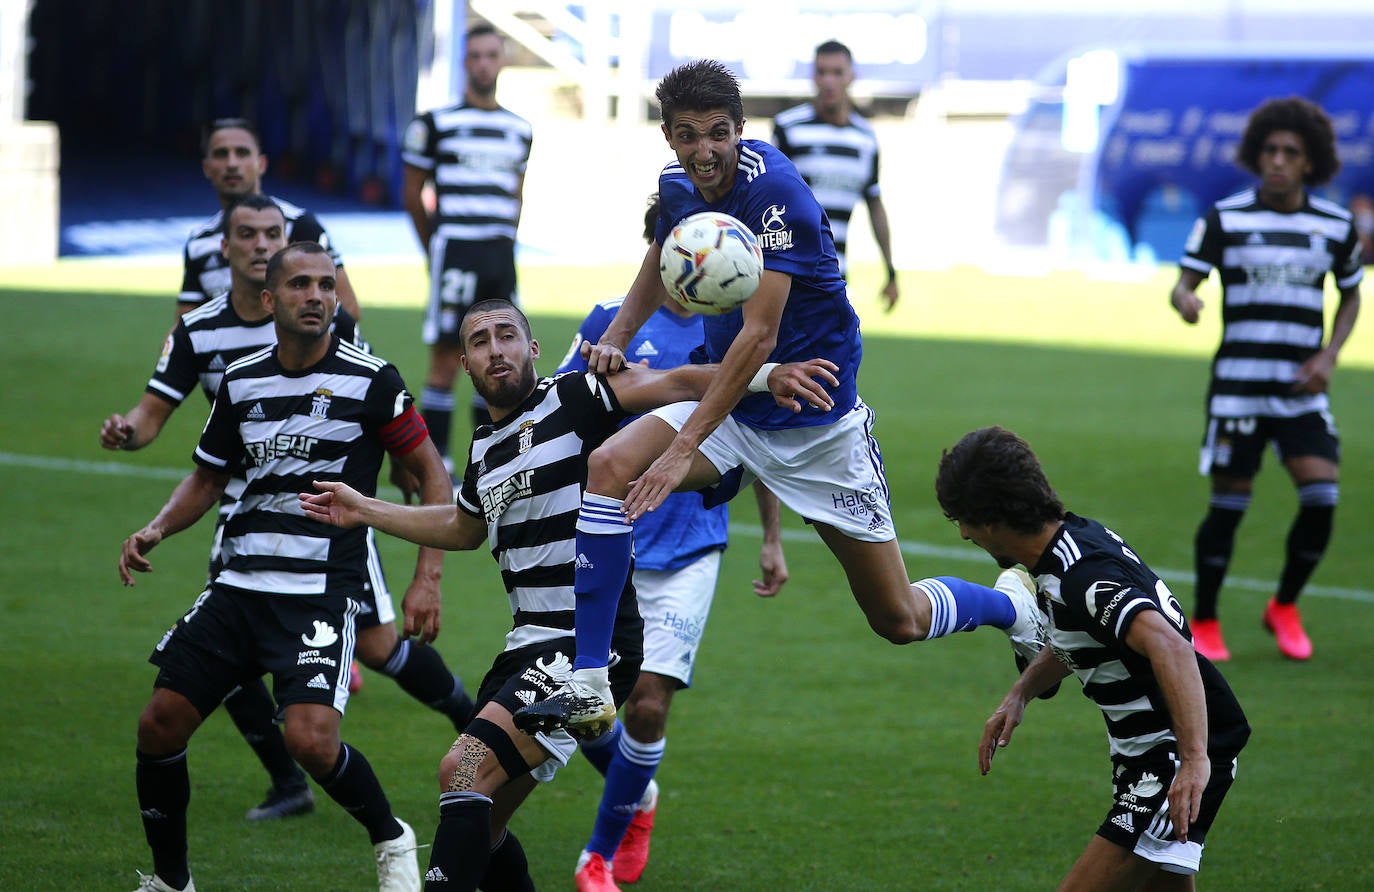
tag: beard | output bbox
[473,359,535,410]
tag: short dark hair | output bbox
[935,427,1065,536]
[642,192,661,244]
[466,22,499,43]
[459,299,533,349]
[1237,96,1341,187]
[655,60,744,128]
[815,40,853,63]
[202,117,261,157]
[221,194,284,235]
[265,241,330,291]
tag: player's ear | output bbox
[660,122,671,144]
[261,288,275,315]
[529,339,540,359]
[258,152,269,176]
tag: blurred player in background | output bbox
[773,40,899,312]
[1170,96,1362,662]
[938,426,1250,892]
[402,23,533,477]
[104,198,473,824]
[514,60,1045,745]
[181,118,361,320]
[558,196,789,892]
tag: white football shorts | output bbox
[651,399,895,542]
[635,550,722,687]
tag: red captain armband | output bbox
[379,405,430,456]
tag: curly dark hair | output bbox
[935,427,1065,536]
[1236,96,1340,186]
[655,60,744,129]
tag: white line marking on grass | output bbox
[6,451,1370,604]
[0,451,187,480]
[732,523,1374,605]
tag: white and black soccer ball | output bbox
[658,211,764,315]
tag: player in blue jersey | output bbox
[513,60,1047,740]
[560,196,789,891]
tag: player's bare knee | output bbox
[282,725,340,775]
[136,700,192,752]
[586,442,635,496]
[622,696,669,742]
[868,613,921,645]
[353,623,396,667]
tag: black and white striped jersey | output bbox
[1182,188,1364,419]
[1030,514,1249,761]
[772,104,881,271]
[179,196,342,307]
[457,372,638,653]
[401,102,533,242]
[195,337,425,596]
[148,295,364,408]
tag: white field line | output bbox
[5,450,1370,604]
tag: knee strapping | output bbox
[464,717,532,781]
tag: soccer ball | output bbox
[659,211,763,315]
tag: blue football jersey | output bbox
[557,299,729,570]
[657,138,861,431]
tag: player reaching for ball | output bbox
[514,59,1049,740]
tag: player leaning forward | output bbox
[121,242,441,892]
[515,60,1048,738]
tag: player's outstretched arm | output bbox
[301,481,486,552]
[609,356,838,520]
[100,394,176,452]
[1127,609,1210,841]
[119,466,229,585]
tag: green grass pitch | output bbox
[0,259,1370,890]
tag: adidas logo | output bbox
[1246,231,1264,245]
[514,689,536,706]
[307,673,330,690]
[635,340,660,358]
[574,553,593,570]
[425,866,449,883]
[208,354,226,372]
[246,401,267,421]
[1111,812,1134,832]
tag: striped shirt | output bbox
[1031,514,1249,761]
[1181,188,1364,418]
[402,102,533,242]
[146,296,366,541]
[457,372,639,653]
[195,337,422,596]
[179,196,342,306]
[772,104,882,272]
